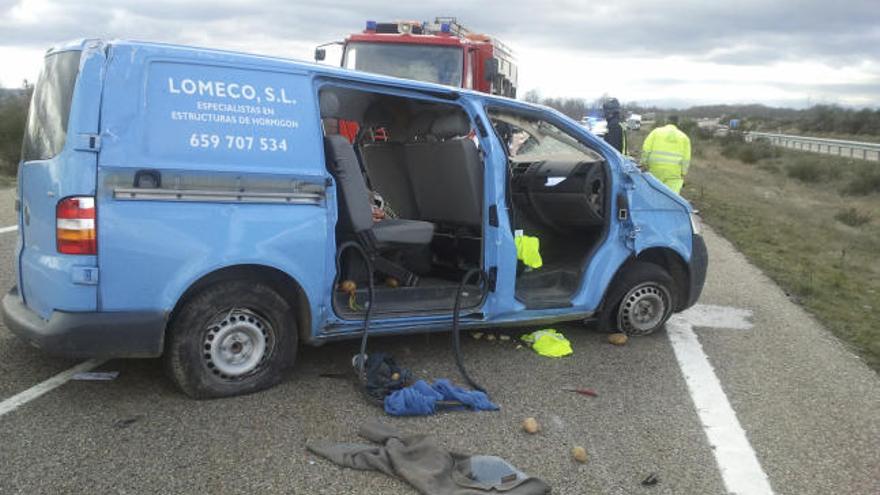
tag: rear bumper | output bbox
[684,234,709,309]
[1,287,166,358]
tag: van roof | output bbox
[49,38,550,115]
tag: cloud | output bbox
[1,0,878,107]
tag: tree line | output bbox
[0,86,32,176]
[525,90,880,138]
[0,83,878,178]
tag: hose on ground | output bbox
[452,268,489,393]
[334,241,374,378]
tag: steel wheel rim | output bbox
[618,282,671,336]
[203,308,274,380]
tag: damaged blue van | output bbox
[3,39,706,398]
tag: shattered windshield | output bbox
[343,42,463,87]
[489,109,602,162]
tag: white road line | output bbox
[668,307,774,495]
[0,225,18,234]
[0,359,106,418]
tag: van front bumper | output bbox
[684,234,709,309]
[1,287,166,358]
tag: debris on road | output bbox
[571,446,588,463]
[113,415,143,429]
[308,422,551,494]
[608,333,629,346]
[641,473,660,486]
[72,371,119,381]
[520,329,573,357]
[562,387,598,397]
[522,417,540,434]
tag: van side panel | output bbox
[97,44,332,330]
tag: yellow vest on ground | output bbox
[641,124,691,194]
[520,329,573,358]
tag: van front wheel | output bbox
[600,262,676,336]
[165,281,297,398]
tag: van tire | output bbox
[164,281,297,399]
[599,262,676,336]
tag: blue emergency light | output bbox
[366,20,377,31]
[440,23,451,33]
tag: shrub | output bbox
[719,135,779,164]
[0,90,32,176]
[786,160,832,183]
[834,208,871,227]
[841,165,880,195]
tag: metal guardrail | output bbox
[745,132,880,162]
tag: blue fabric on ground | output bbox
[384,379,500,416]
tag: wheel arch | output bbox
[602,247,690,313]
[166,264,312,349]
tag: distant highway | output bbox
[745,131,880,161]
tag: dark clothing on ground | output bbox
[604,117,626,154]
[384,379,499,416]
[307,422,551,495]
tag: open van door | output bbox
[17,41,105,319]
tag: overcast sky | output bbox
[1,0,878,108]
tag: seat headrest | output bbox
[431,112,471,139]
[363,103,393,127]
[319,91,341,118]
[408,112,436,142]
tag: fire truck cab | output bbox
[316,17,518,98]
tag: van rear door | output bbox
[17,41,105,319]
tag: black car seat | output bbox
[360,103,420,219]
[320,91,434,286]
[405,112,483,227]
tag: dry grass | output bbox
[678,140,880,370]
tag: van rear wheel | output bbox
[600,262,676,336]
[165,281,297,398]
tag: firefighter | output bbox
[640,115,691,194]
[602,97,627,154]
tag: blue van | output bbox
[3,39,706,398]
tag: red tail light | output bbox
[57,196,96,255]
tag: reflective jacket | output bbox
[641,124,691,193]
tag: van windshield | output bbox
[489,110,602,163]
[21,50,81,162]
[342,42,463,87]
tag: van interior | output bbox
[319,86,608,319]
[489,109,609,309]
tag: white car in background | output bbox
[580,116,608,137]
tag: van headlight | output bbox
[690,212,703,236]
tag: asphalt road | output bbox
[0,187,878,494]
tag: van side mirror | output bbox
[314,47,326,62]
[484,58,499,81]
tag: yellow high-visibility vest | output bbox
[641,125,691,193]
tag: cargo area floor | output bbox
[334,277,482,320]
[515,268,578,309]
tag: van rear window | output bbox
[21,51,81,162]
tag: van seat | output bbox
[405,113,483,227]
[324,134,434,247]
[361,144,419,219]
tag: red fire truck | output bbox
[315,17,517,98]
